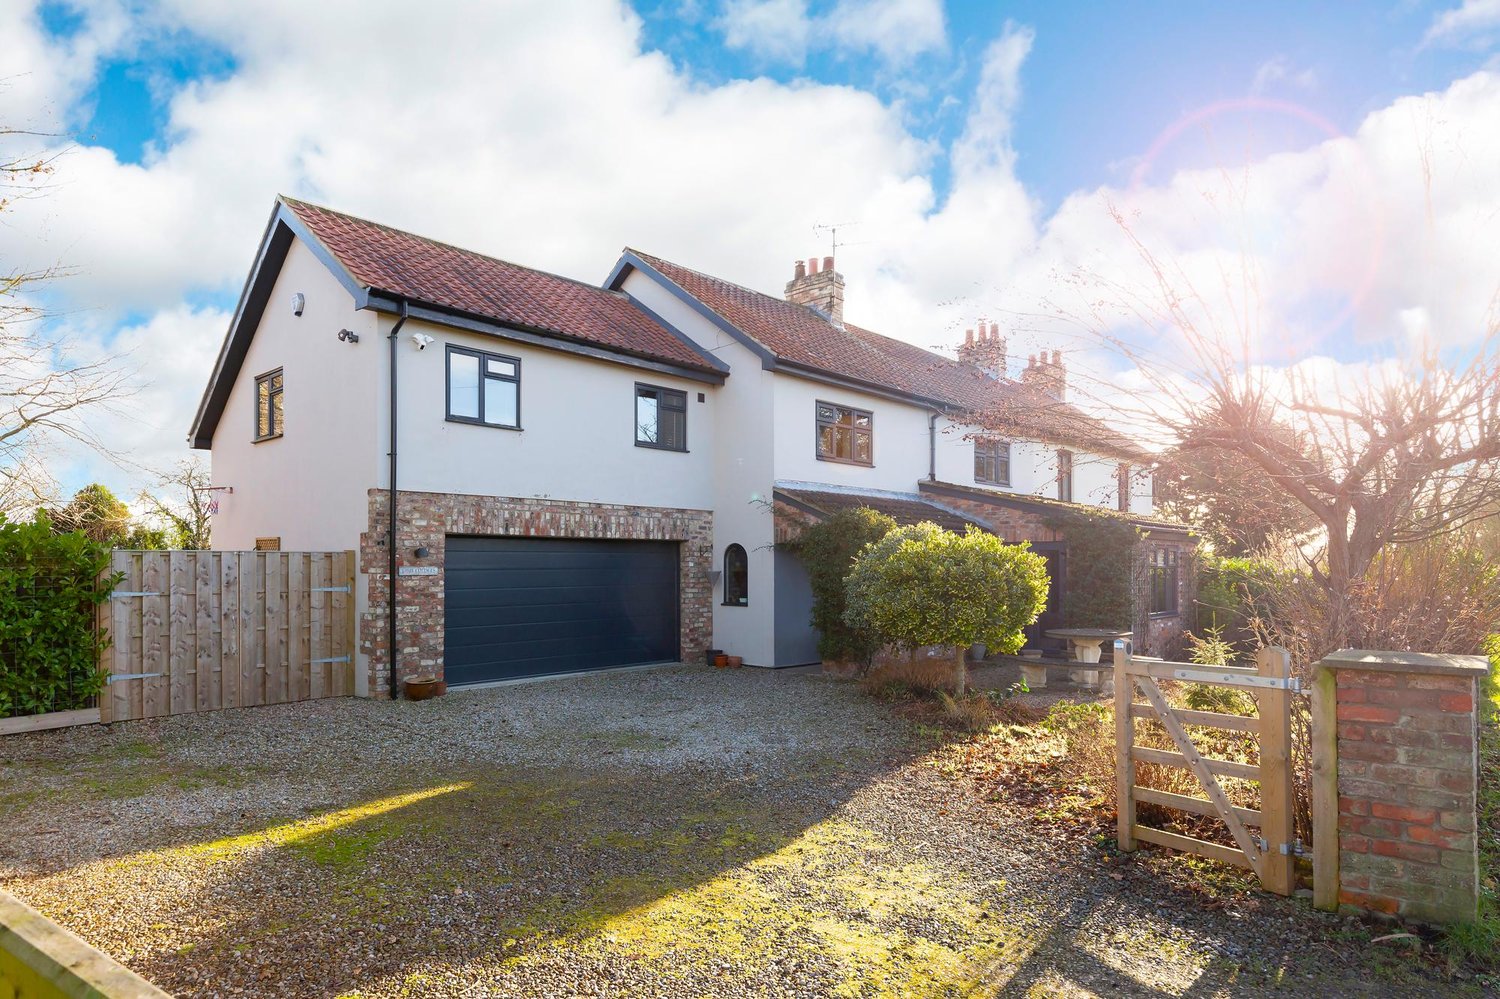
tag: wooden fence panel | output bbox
[98,551,356,723]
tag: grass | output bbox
[1440,635,1500,981]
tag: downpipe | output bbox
[387,301,410,700]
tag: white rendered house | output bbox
[191,198,1192,696]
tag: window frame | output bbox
[974,437,1012,487]
[1149,546,1180,617]
[723,544,749,607]
[814,400,874,466]
[445,344,522,430]
[253,368,284,443]
[1057,449,1074,502]
[633,382,689,452]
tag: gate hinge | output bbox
[1171,668,1302,693]
[110,591,163,599]
[107,672,164,683]
[312,585,351,593]
[1280,838,1306,857]
[311,655,351,665]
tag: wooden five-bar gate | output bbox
[96,550,358,724]
[1114,642,1297,895]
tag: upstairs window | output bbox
[447,345,520,429]
[1057,449,1074,502]
[635,384,687,451]
[723,544,748,606]
[975,438,1011,486]
[1150,547,1180,615]
[1118,464,1131,512]
[816,402,873,465]
[254,369,284,441]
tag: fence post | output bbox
[1114,638,1135,853]
[1310,663,1339,912]
[1256,646,1295,896]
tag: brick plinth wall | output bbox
[361,489,713,698]
[1319,651,1488,923]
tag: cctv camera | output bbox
[411,333,435,350]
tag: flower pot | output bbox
[403,676,447,701]
[705,648,724,666]
[726,656,743,669]
[714,654,729,669]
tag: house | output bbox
[190,197,1194,696]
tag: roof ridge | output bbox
[283,196,629,299]
[629,246,1012,383]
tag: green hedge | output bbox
[0,514,117,719]
[1042,509,1142,630]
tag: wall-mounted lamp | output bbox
[337,328,360,344]
[414,546,431,559]
[291,292,305,316]
[411,332,434,351]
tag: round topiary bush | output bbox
[843,522,1050,693]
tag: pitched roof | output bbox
[621,249,1144,459]
[282,199,719,373]
[775,487,991,534]
[917,479,1194,536]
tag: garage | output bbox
[443,536,681,685]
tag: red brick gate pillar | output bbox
[1311,650,1489,923]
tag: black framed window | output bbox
[1118,463,1131,512]
[1150,547,1180,615]
[723,544,748,606]
[1057,449,1074,502]
[815,401,873,465]
[975,438,1011,486]
[254,368,283,441]
[447,345,520,429]
[635,384,687,451]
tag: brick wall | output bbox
[1324,654,1485,923]
[361,489,713,697]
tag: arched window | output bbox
[723,544,748,606]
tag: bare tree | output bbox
[140,458,214,550]
[1050,201,1500,654]
[0,126,128,517]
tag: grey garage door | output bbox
[444,536,680,685]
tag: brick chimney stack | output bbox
[1021,349,1066,400]
[785,254,845,326]
[956,321,1007,380]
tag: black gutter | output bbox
[387,300,410,700]
[927,411,939,481]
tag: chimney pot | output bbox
[823,255,835,273]
[794,260,806,280]
[965,329,975,346]
[808,257,819,275]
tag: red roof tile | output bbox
[282,199,716,372]
[628,250,1143,457]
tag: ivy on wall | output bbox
[782,507,897,665]
[1042,509,1144,631]
[0,513,118,719]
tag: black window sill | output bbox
[976,478,1011,488]
[816,455,874,467]
[722,601,749,608]
[635,441,689,453]
[253,433,283,444]
[446,416,522,431]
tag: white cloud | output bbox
[1423,0,1500,48]
[719,0,810,63]
[1250,56,1318,95]
[716,0,944,66]
[825,0,946,64]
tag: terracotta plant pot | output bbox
[403,676,447,701]
[726,656,743,669]
[714,654,729,669]
[705,648,724,666]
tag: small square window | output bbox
[635,384,687,451]
[446,345,520,429]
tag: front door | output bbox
[1026,542,1066,653]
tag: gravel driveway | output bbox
[0,665,1472,997]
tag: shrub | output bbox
[1040,509,1141,630]
[1181,626,1257,715]
[844,522,1050,693]
[0,512,118,718]
[783,506,896,666]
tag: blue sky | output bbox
[4,0,1498,499]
